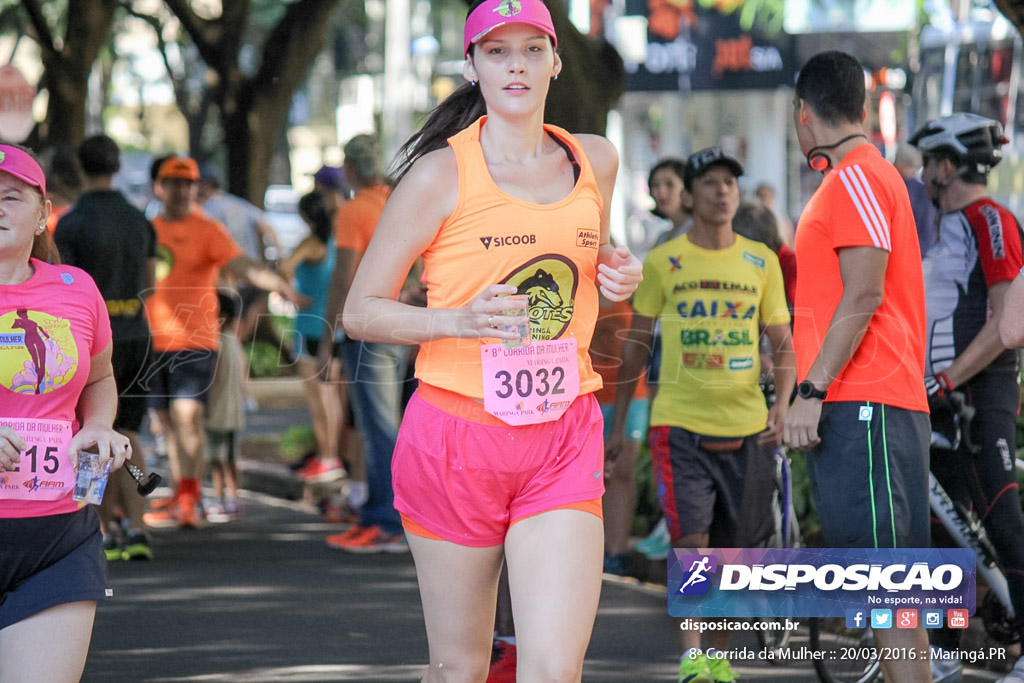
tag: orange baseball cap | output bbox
[158,157,200,181]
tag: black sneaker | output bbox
[122,531,154,561]
[103,534,123,562]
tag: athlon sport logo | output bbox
[678,555,717,595]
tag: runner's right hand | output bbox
[456,284,528,340]
[0,427,27,472]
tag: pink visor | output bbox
[464,0,557,56]
[0,145,46,196]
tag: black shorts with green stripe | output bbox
[806,401,930,549]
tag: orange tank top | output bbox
[415,117,604,400]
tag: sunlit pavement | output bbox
[86,385,1010,682]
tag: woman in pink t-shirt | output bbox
[0,144,131,681]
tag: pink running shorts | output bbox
[392,383,605,547]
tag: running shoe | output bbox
[678,650,711,683]
[205,501,231,524]
[603,552,631,577]
[635,517,671,560]
[148,492,177,511]
[323,499,360,524]
[122,531,154,561]
[296,457,346,484]
[331,525,409,554]
[103,534,123,562]
[223,498,241,518]
[706,651,738,682]
[997,656,1024,683]
[177,493,202,528]
[486,640,517,683]
[326,525,376,549]
[930,647,963,683]
[144,495,181,529]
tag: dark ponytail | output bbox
[388,81,486,186]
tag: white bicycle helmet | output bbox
[908,113,1008,171]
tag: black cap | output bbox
[683,147,744,190]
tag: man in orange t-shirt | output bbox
[785,52,930,683]
[144,157,299,527]
[320,135,408,553]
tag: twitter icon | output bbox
[871,609,892,629]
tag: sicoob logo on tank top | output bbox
[500,255,578,342]
[0,309,78,394]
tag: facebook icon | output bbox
[845,609,866,629]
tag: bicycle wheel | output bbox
[756,621,793,662]
[808,618,882,683]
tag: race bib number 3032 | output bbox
[481,338,580,426]
[0,418,74,501]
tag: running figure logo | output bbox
[0,308,78,395]
[677,554,717,595]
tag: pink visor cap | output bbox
[0,145,46,196]
[464,0,557,56]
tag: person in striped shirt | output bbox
[785,51,932,683]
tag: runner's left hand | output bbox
[597,245,642,302]
[69,426,131,472]
[783,397,823,450]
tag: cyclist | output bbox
[910,113,1024,683]
[608,147,795,683]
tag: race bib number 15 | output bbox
[481,338,580,426]
[0,418,74,501]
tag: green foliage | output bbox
[244,340,286,378]
[279,425,316,462]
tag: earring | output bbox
[552,74,558,81]
[471,80,477,87]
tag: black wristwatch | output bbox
[797,380,828,401]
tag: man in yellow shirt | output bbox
[608,147,795,683]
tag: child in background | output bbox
[206,292,246,521]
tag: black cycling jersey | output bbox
[924,196,1024,648]
[923,197,1023,378]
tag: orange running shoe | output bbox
[177,493,202,528]
[334,526,408,554]
[326,525,375,549]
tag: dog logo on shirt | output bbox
[500,255,578,342]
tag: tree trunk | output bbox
[544,1,625,134]
[166,0,337,206]
[21,0,117,146]
[993,0,1024,34]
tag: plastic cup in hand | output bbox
[72,451,111,505]
[499,294,531,349]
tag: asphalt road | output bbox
[81,490,1010,682]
